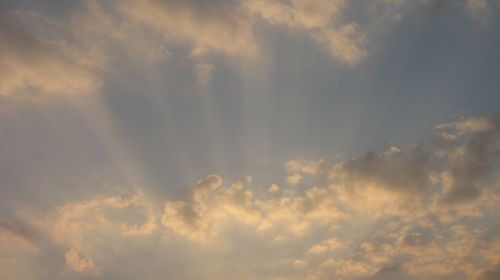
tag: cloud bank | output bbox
[1,116,499,280]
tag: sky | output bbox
[0,0,500,279]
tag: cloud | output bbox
[475,265,500,280]
[65,248,100,275]
[0,190,160,279]
[6,114,494,279]
[246,0,367,65]
[0,220,39,267]
[1,108,499,279]
[27,190,159,250]
[434,116,496,143]
[433,116,500,205]
[120,0,258,57]
[314,23,367,65]
[268,184,280,193]
[287,159,326,177]
[330,146,430,195]
[0,10,104,98]
[245,0,346,29]
[307,237,347,255]
[0,0,178,99]
[0,0,492,100]
[161,175,261,242]
[34,117,500,278]
[286,173,305,185]
[466,0,493,23]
